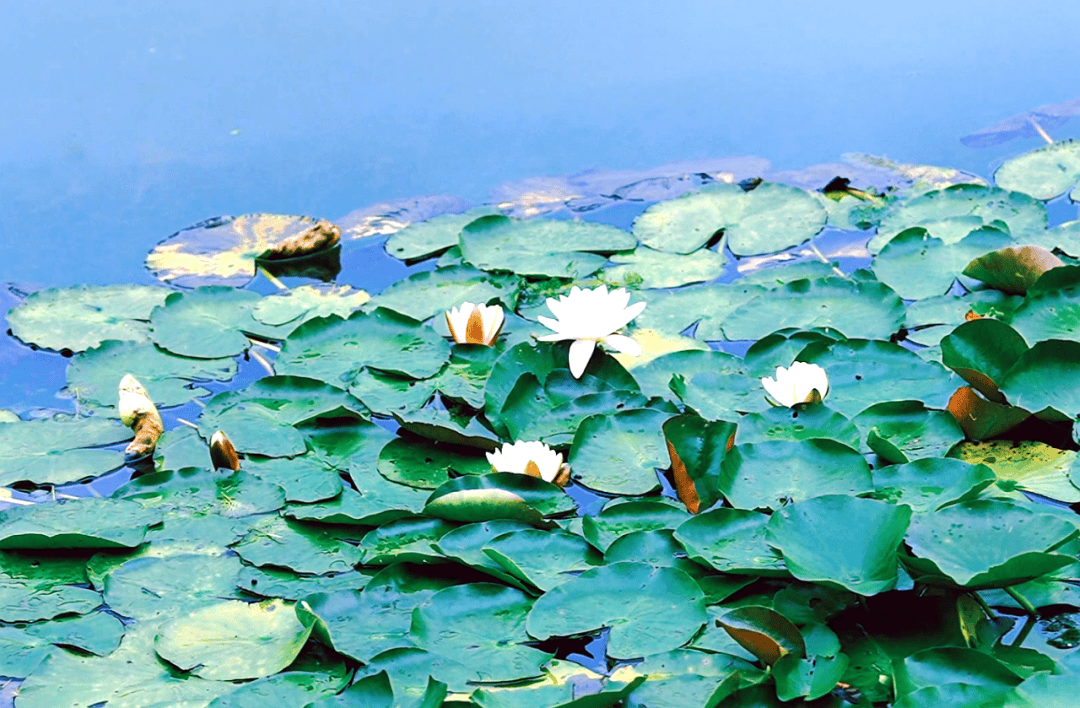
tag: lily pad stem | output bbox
[1026,116,1054,144]
[1003,585,1038,615]
[248,338,281,353]
[249,348,276,377]
[971,591,997,619]
[257,265,289,291]
[1009,613,1037,647]
[806,240,852,281]
[176,418,199,429]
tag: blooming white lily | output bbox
[761,362,829,407]
[486,440,570,486]
[537,285,646,378]
[445,302,505,345]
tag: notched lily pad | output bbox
[0,498,162,549]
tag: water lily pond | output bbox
[2,139,1080,708]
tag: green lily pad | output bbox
[568,408,671,496]
[276,308,450,384]
[766,495,912,596]
[0,415,130,486]
[424,473,574,526]
[649,351,761,418]
[736,404,860,448]
[285,483,426,527]
[460,215,635,279]
[799,338,958,418]
[482,528,603,592]
[713,605,805,666]
[674,508,788,577]
[369,265,519,322]
[384,206,499,261]
[852,401,965,464]
[999,340,1080,420]
[236,565,370,601]
[662,414,738,514]
[231,515,363,575]
[0,610,125,678]
[118,468,286,518]
[633,182,826,256]
[0,577,102,622]
[581,499,691,552]
[869,184,1047,253]
[0,498,162,550]
[902,646,1023,697]
[601,246,726,289]
[872,226,1013,300]
[8,284,171,352]
[994,139,1080,200]
[251,284,371,332]
[243,455,342,504]
[719,439,873,511]
[901,499,1078,588]
[1009,284,1080,346]
[297,563,462,663]
[147,213,337,287]
[206,668,349,708]
[103,553,246,621]
[950,440,1080,503]
[940,318,1029,402]
[348,368,437,417]
[871,458,996,513]
[149,286,274,359]
[376,436,489,490]
[154,598,313,680]
[66,339,237,409]
[413,582,552,682]
[721,277,905,341]
[964,245,1066,295]
[527,561,706,659]
[360,516,458,565]
[632,282,766,339]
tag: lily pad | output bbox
[0,415,130,486]
[360,516,458,565]
[66,339,237,409]
[230,515,363,575]
[964,245,1065,295]
[0,498,162,549]
[663,414,738,514]
[602,246,726,289]
[766,495,912,596]
[103,553,246,621]
[721,278,905,341]
[871,226,1013,300]
[413,583,552,682]
[118,468,286,518]
[384,207,500,261]
[527,561,706,659]
[276,308,450,384]
[568,408,672,496]
[1008,285,1080,346]
[147,213,338,288]
[994,139,1080,200]
[482,528,603,591]
[154,598,313,680]
[950,440,1080,503]
[149,286,283,359]
[718,439,873,511]
[7,284,171,353]
[251,284,371,332]
[369,265,519,322]
[735,404,860,448]
[423,473,574,526]
[869,184,1047,253]
[998,340,1080,420]
[581,499,691,552]
[851,401,965,464]
[632,282,766,339]
[377,436,489,490]
[460,215,635,279]
[901,499,1078,588]
[871,458,996,513]
[0,578,102,623]
[674,508,788,576]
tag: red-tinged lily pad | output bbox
[715,605,805,666]
[663,414,737,514]
[963,245,1065,295]
[940,319,1029,403]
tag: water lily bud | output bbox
[486,440,570,486]
[118,374,164,460]
[761,362,829,407]
[445,302,505,345]
[210,430,241,471]
[536,285,647,378]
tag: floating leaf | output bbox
[902,500,1078,588]
[872,226,1013,300]
[377,437,489,490]
[871,458,995,513]
[460,215,634,279]
[663,414,737,514]
[231,515,363,575]
[103,553,246,621]
[715,605,805,666]
[0,415,130,486]
[384,207,499,261]
[568,408,672,496]
[276,308,450,384]
[154,599,313,680]
[999,340,1080,421]
[581,499,690,552]
[766,495,912,596]
[852,401,965,464]
[147,213,338,287]
[735,404,860,449]
[602,246,726,289]
[482,528,603,592]
[719,439,873,511]
[7,284,171,352]
[251,284,371,332]
[963,245,1065,295]
[0,498,161,550]
[950,440,1080,503]
[0,578,102,623]
[369,265,519,322]
[1008,285,1080,347]
[993,139,1080,200]
[721,278,905,341]
[423,473,573,526]
[337,194,471,241]
[674,508,788,576]
[527,562,706,659]
[413,583,551,683]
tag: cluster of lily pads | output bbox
[2,140,1080,707]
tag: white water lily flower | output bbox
[445,302,505,345]
[537,285,647,378]
[761,362,829,407]
[486,440,568,485]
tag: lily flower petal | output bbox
[601,333,642,356]
[568,339,597,378]
[445,302,505,345]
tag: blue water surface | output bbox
[2,0,1079,287]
